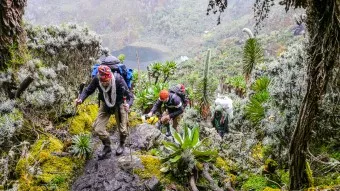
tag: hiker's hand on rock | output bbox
[75,98,82,106]
[161,115,170,123]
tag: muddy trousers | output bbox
[163,114,182,132]
[92,103,128,141]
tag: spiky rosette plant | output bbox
[161,126,217,191]
[242,28,264,84]
[200,50,211,120]
[70,134,92,159]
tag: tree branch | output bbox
[15,76,34,98]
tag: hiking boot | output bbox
[116,135,126,156]
[165,131,171,137]
[98,137,111,160]
[165,125,171,137]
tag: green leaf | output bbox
[161,150,181,163]
[171,127,183,145]
[182,126,192,149]
[193,150,218,157]
[162,141,179,152]
[160,166,169,173]
[169,155,181,163]
[191,127,199,147]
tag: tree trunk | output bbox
[289,0,340,190]
[0,0,27,70]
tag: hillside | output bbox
[25,0,304,59]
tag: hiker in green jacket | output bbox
[211,105,229,138]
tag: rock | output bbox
[127,124,164,150]
[117,155,142,171]
[144,176,160,191]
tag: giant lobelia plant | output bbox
[161,126,217,191]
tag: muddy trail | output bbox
[72,124,166,191]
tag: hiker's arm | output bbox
[150,100,162,114]
[79,78,98,101]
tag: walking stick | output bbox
[123,96,133,162]
[68,82,85,130]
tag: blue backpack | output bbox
[115,63,134,90]
[91,64,101,78]
[91,56,133,89]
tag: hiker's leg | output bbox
[93,103,110,140]
[115,103,128,155]
[93,103,111,159]
[172,114,182,132]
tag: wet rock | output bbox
[144,176,160,191]
[117,155,142,171]
[127,124,165,150]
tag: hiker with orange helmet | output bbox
[147,89,184,136]
[75,65,134,160]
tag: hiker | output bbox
[211,105,229,138]
[75,65,134,159]
[147,89,184,136]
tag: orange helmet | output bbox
[159,90,169,101]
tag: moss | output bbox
[128,111,143,127]
[215,156,230,172]
[134,155,162,180]
[252,142,264,162]
[306,161,314,187]
[16,135,85,191]
[6,42,31,70]
[262,187,281,191]
[314,173,340,187]
[242,175,267,191]
[277,169,289,186]
[68,103,99,135]
[264,158,278,173]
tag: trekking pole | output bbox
[68,82,85,130]
[123,96,133,162]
